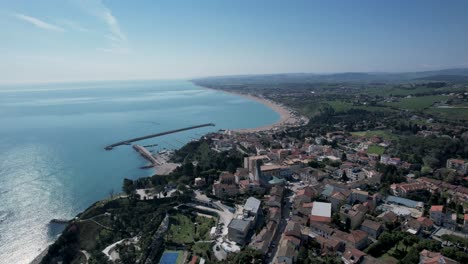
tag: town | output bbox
[39,75,468,264]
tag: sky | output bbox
[1,0,468,83]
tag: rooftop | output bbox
[311,202,332,218]
[430,205,444,212]
[228,219,250,232]
[244,197,261,214]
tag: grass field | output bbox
[167,213,215,244]
[351,130,398,141]
[427,107,468,121]
[325,100,394,113]
[384,95,448,110]
[367,144,386,155]
[378,253,398,264]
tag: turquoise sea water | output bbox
[0,80,279,264]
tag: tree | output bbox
[122,179,135,196]
[154,185,164,198]
[341,171,349,182]
[341,152,347,161]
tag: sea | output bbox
[0,80,279,264]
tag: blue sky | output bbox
[1,0,468,83]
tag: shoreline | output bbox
[200,86,308,133]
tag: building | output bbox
[340,204,366,230]
[342,247,366,264]
[227,219,251,245]
[350,190,369,204]
[430,205,445,226]
[377,211,398,224]
[275,240,298,264]
[212,172,239,198]
[345,230,369,250]
[309,202,332,223]
[419,249,459,264]
[417,217,435,234]
[446,159,468,174]
[390,182,427,197]
[243,197,261,222]
[309,221,334,238]
[360,219,383,239]
[194,177,206,187]
[386,196,424,210]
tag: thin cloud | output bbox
[14,13,65,32]
[78,0,129,53]
[58,19,90,32]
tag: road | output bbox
[266,187,294,263]
[193,191,238,260]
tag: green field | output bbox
[427,107,468,121]
[167,213,215,244]
[351,130,398,141]
[384,95,448,110]
[325,100,393,113]
[367,144,386,155]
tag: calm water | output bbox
[0,80,279,264]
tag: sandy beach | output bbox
[202,87,308,133]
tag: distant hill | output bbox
[413,74,468,82]
[194,68,468,84]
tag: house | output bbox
[445,213,458,230]
[404,219,422,235]
[284,222,302,240]
[267,195,283,208]
[464,214,468,232]
[417,217,434,234]
[340,204,366,230]
[309,202,332,223]
[390,182,427,197]
[212,182,238,198]
[227,219,251,245]
[377,211,398,224]
[430,205,445,226]
[446,159,468,174]
[345,230,369,250]
[309,221,334,238]
[275,240,298,264]
[342,247,367,264]
[330,191,349,211]
[194,177,206,187]
[350,190,369,204]
[419,249,459,264]
[360,219,383,239]
[212,172,239,198]
[314,235,344,255]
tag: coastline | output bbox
[200,86,308,133]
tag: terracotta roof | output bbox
[283,235,301,246]
[347,230,368,244]
[430,205,444,212]
[342,247,366,262]
[309,215,332,223]
[361,219,382,231]
[417,217,434,227]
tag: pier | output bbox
[104,123,215,150]
[133,144,160,167]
